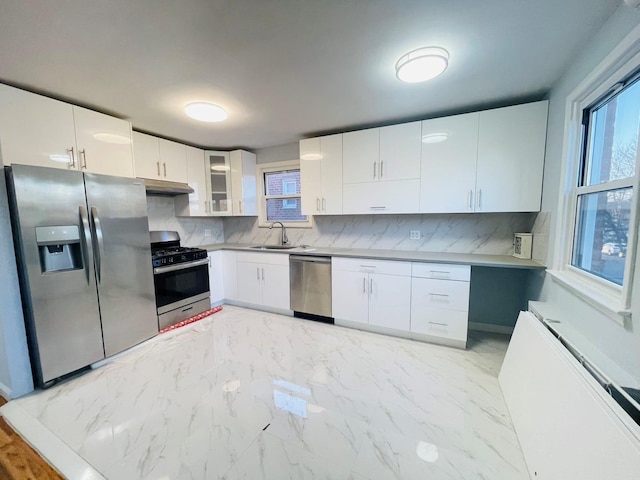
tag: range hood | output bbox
[141,178,194,196]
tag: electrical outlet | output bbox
[410,230,421,240]
[204,229,212,237]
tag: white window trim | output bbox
[256,160,313,228]
[551,23,640,327]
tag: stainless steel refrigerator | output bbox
[6,164,158,387]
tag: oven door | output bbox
[153,258,210,313]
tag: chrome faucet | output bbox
[269,221,289,245]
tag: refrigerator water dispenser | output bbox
[35,225,83,273]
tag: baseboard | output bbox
[224,300,293,317]
[0,380,11,401]
[468,322,514,335]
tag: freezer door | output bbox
[84,173,158,357]
[7,164,105,385]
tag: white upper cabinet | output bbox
[341,123,421,214]
[158,139,188,183]
[229,150,257,216]
[72,106,134,177]
[379,121,421,181]
[419,101,548,213]
[0,84,134,176]
[300,134,343,215]
[343,179,420,214]
[175,146,207,216]
[476,101,548,212]
[0,84,77,169]
[133,133,188,183]
[132,131,161,179]
[343,128,379,184]
[420,112,479,213]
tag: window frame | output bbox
[282,180,297,209]
[551,31,640,326]
[256,160,313,228]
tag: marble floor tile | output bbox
[1,306,529,479]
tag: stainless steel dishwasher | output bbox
[290,255,333,321]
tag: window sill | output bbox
[546,269,631,328]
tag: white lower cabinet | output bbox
[208,251,225,306]
[410,263,470,343]
[235,252,290,310]
[332,258,411,331]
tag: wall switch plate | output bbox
[410,230,421,240]
[204,229,212,237]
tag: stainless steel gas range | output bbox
[150,231,210,330]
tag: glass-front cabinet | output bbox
[205,150,232,215]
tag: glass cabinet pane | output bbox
[206,152,231,213]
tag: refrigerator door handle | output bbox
[79,206,92,285]
[90,206,105,284]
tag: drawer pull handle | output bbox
[428,321,447,326]
[370,206,387,210]
[430,270,450,274]
[428,293,449,297]
[360,265,376,268]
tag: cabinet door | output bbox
[342,179,420,214]
[222,250,238,301]
[132,132,161,179]
[73,106,134,177]
[343,128,380,184]
[206,151,232,215]
[476,101,548,212]
[300,154,322,215]
[262,264,290,310]
[230,150,257,216]
[368,273,411,331]
[379,122,421,182]
[159,139,188,183]
[320,134,343,214]
[0,84,77,169]
[236,261,263,305]
[332,270,369,324]
[420,113,479,213]
[208,251,225,305]
[176,146,207,216]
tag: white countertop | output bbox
[201,243,545,270]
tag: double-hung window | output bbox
[257,160,312,227]
[572,76,640,286]
[557,61,640,323]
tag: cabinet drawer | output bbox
[411,278,469,312]
[236,251,290,265]
[411,262,470,281]
[410,308,468,342]
[332,257,411,276]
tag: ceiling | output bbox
[0,0,621,150]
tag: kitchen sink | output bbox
[250,245,298,250]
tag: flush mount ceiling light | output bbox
[184,102,228,122]
[421,132,449,144]
[396,47,449,83]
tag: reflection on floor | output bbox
[1,306,530,479]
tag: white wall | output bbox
[532,4,640,384]
[0,158,34,398]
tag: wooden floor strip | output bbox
[0,396,64,480]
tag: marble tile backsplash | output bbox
[531,212,550,265]
[224,213,537,255]
[146,196,224,246]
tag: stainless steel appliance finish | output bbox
[150,231,210,330]
[290,255,332,318]
[6,164,158,386]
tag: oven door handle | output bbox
[153,258,209,275]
